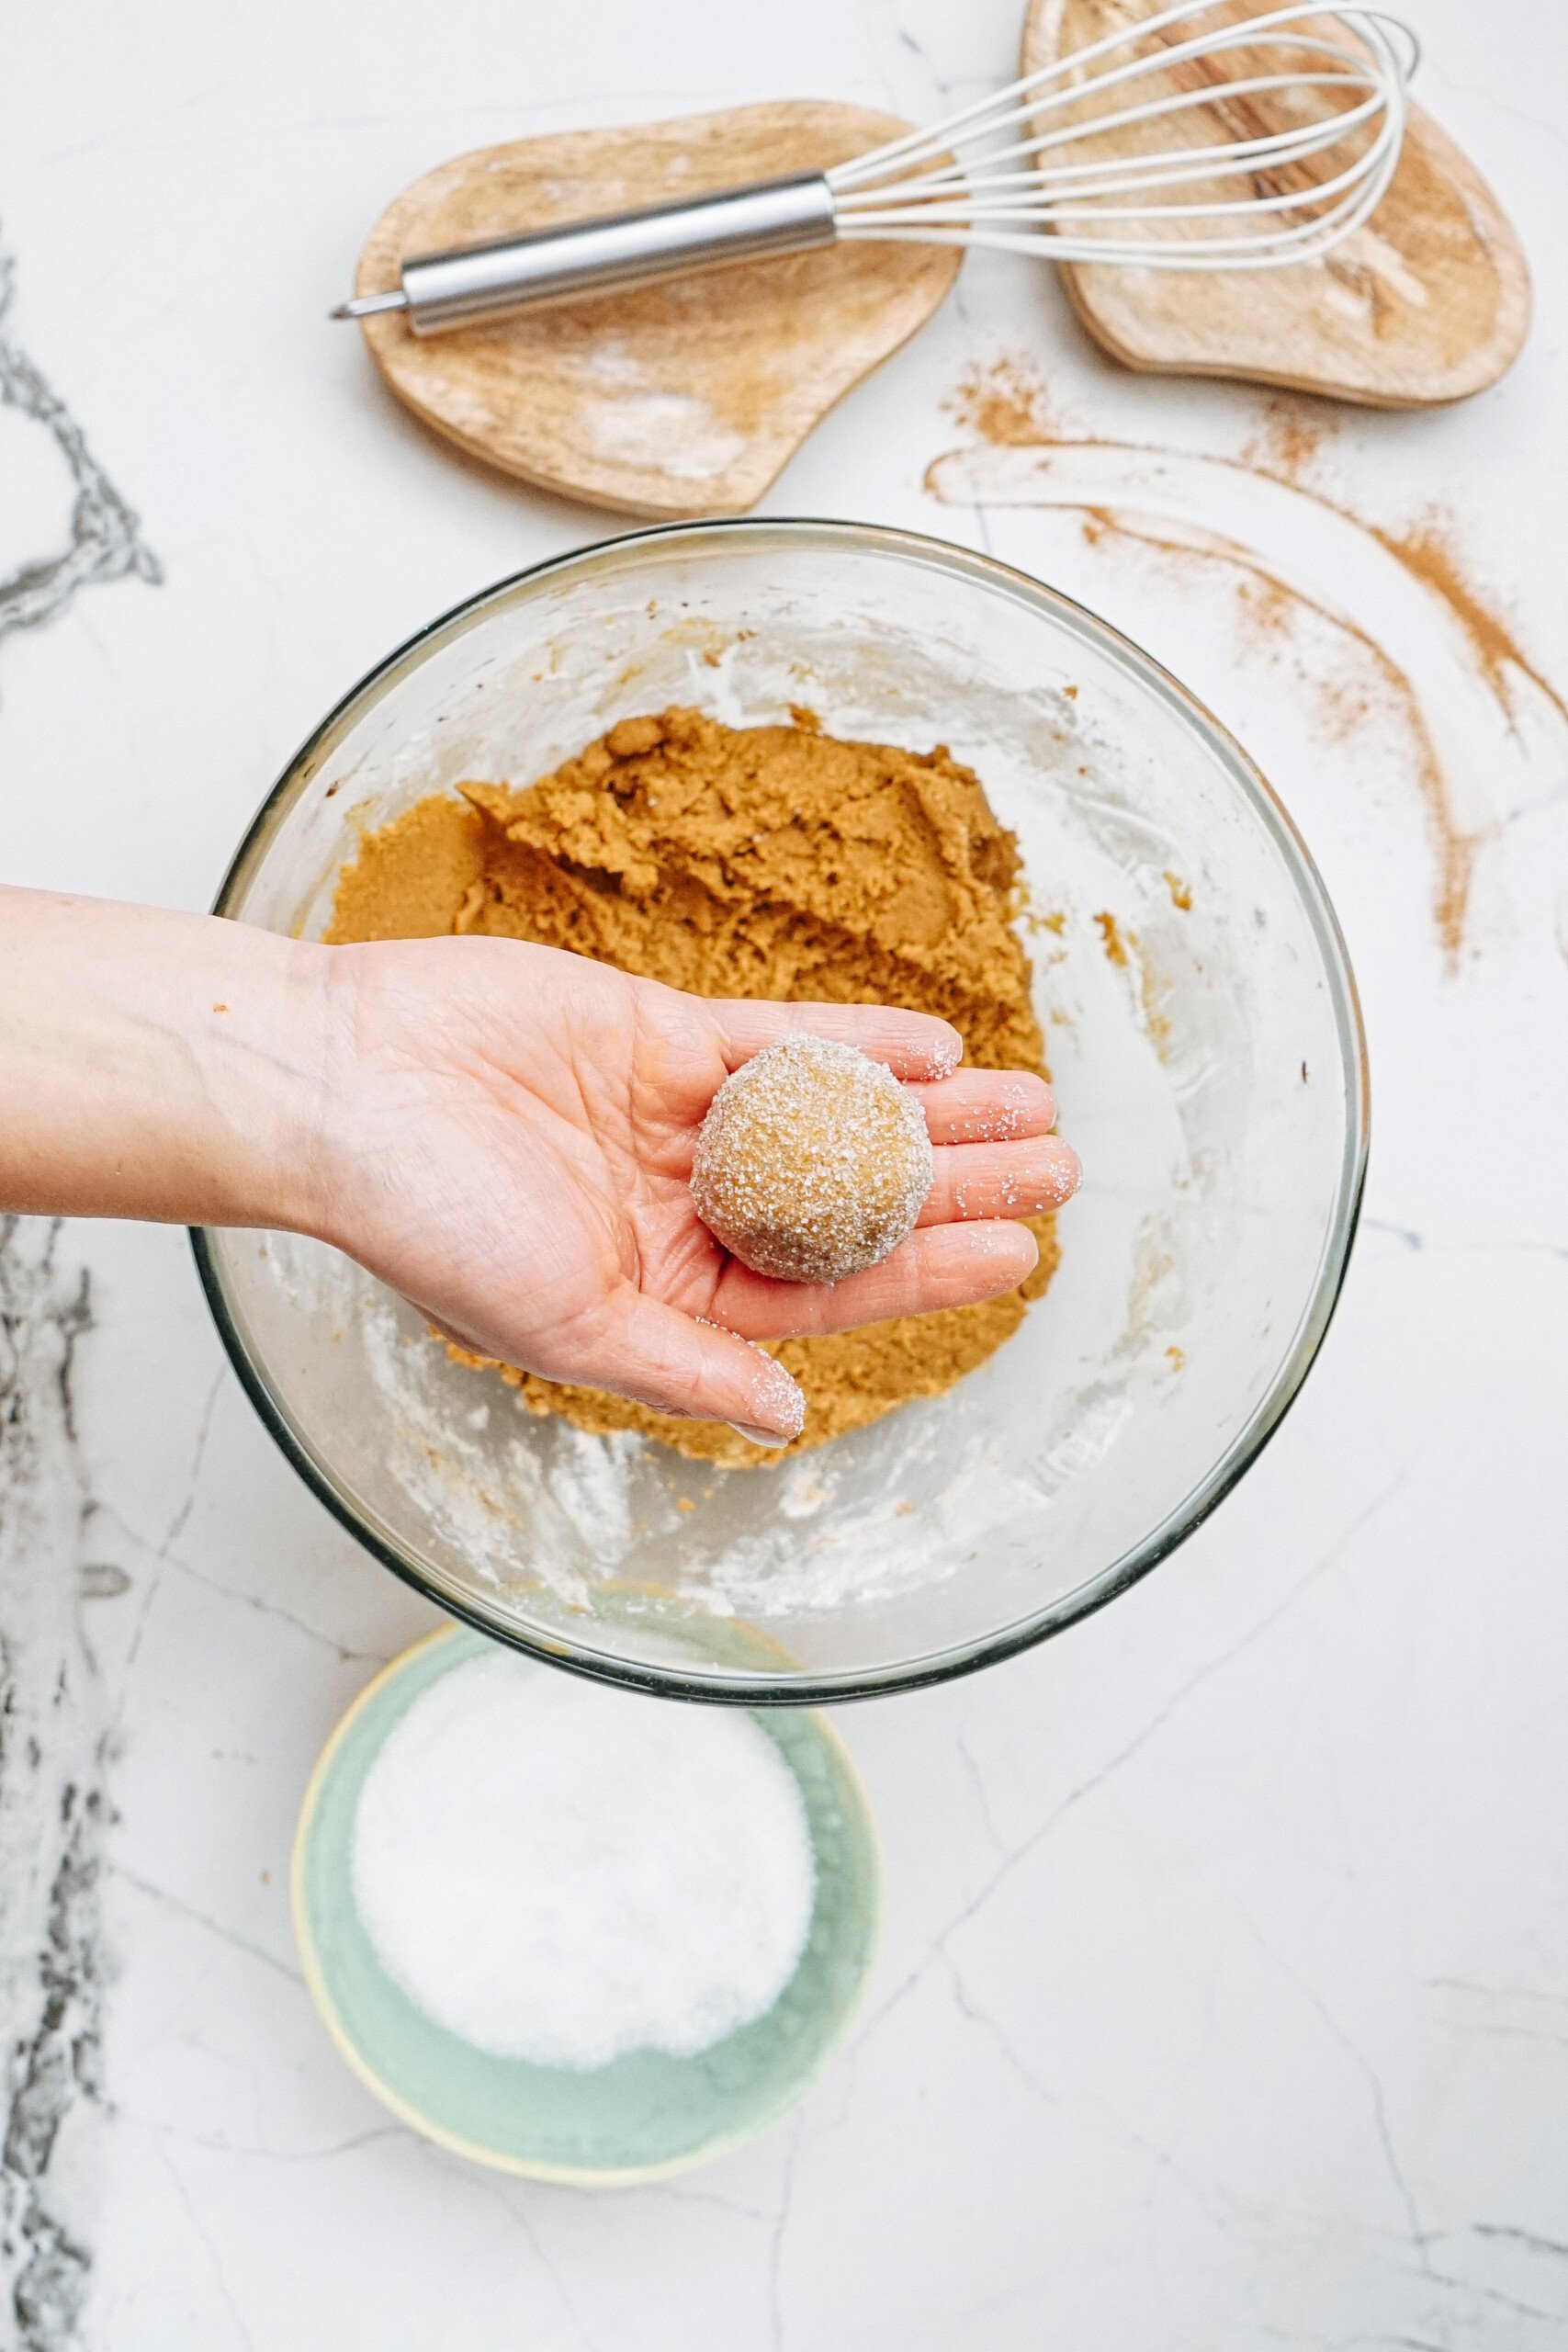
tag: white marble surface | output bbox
[2,0,1567,2343]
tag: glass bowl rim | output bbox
[192,514,1370,1706]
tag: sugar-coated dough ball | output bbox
[691,1034,934,1285]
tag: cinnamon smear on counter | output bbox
[931,358,1566,969]
[1138,512,1480,965]
[328,707,1058,1468]
[1243,393,1338,482]
[947,356,1059,446]
[1370,515,1568,730]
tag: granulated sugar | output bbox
[352,1652,816,2069]
[691,1033,933,1285]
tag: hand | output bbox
[314,935,1080,1442]
[0,891,1079,1446]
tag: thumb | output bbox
[578,1286,806,1447]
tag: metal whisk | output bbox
[333,0,1417,338]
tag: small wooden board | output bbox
[354,102,960,517]
[1021,0,1530,407]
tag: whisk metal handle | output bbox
[338,174,839,336]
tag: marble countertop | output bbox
[3,0,1567,2343]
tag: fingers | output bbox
[557,1286,807,1443]
[710,998,962,1083]
[710,1219,1040,1341]
[919,1135,1080,1227]
[909,1069,1057,1144]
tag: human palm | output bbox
[316,935,1079,1443]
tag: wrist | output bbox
[283,937,411,1252]
[199,925,339,1235]
[0,888,337,1233]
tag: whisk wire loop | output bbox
[826,0,1414,271]
[845,141,1396,229]
[829,2,1414,193]
[833,74,1394,206]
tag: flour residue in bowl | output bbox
[354,1274,1055,1620]
[352,1649,815,2068]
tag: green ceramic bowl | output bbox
[292,1627,883,2183]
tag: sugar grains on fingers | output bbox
[709,1219,1039,1342]
[919,1135,1080,1227]
[557,1286,807,1441]
[709,998,962,1084]
[908,1069,1057,1145]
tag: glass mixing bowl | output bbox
[195,520,1367,1704]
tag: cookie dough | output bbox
[328,705,1057,1464]
[692,1032,933,1284]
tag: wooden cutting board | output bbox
[352,102,961,517]
[1021,0,1531,406]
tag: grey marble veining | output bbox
[0,243,158,657]
[0,239,157,2343]
[0,1221,105,2351]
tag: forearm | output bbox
[0,887,331,1230]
